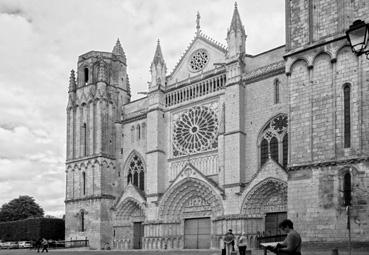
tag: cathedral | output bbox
[65,1,369,250]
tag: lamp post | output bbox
[346,19,369,58]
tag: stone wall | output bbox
[288,163,369,242]
[286,8,369,242]
[286,0,369,50]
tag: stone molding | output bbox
[242,61,285,84]
[288,156,369,171]
[65,194,115,203]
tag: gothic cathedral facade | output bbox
[65,1,369,250]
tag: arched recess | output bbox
[159,177,223,221]
[241,177,287,217]
[115,197,145,221]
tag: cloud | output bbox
[0,0,285,217]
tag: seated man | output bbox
[266,219,302,255]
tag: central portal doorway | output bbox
[133,222,144,249]
[184,217,211,249]
[265,212,287,236]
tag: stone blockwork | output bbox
[286,0,369,244]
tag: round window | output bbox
[189,49,209,72]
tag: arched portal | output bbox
[113,197,145,250]
[241,178,287,236]
[158,176,223,249]
[159,177,223,220]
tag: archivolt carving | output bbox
[241,177,287,217]
[159,178,223,220]
[115,197,145,221]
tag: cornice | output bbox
[288,156,369,171]
[65,194,115,203]
[242,61,285,84]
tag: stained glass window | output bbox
[173,106,218,156]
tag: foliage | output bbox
[0,196,44,222]
[0,218,65,241]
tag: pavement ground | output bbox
[0,248,367,255]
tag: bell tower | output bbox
[65,39,130,249]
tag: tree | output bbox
[0,196,44,222]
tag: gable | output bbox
[167,36,226,86]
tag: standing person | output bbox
[275,219,302,255]
[35,238,42,253]
[237,232,247,255]
[223,229,235,255]
[41,238,48,253]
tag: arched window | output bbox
[131,126,135,143]
[282,134,288,167]
[84,68,89,84]
[82,172,86,195]
[136,124,141,140]
[270,137,279,162]
[343,84,351,148]
[343,172,351,206]
[260,139,269,166]
[127,154,145,191]
[141,123,146,139]
[274,79,280,104]
[81,211,85,232]
[82,123,87,156]
[259,114,288,168]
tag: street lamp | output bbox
[346,19,369,57]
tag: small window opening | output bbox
[84,68,89,84]
[81,211,85,232]
[82,172,86,195]
[343,172,352,206]
[343,84,351,148]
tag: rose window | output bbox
[189,49,209,72]
[173,106,218,156]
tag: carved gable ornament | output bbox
[112,182,146,211]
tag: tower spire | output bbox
[152,39,165,66]
[229,2,244,33]
[150,39,167,90]
[226,2,246,58]
[112,38,126,60]
[196,11,201,35]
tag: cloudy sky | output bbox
[0,0,284,217]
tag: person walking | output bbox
[237,232,247,255]
[35,238,42,253]
[41,238,48,253]
[223,229,235,255]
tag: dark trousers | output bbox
[238,246,246,255]
[41,245,48,253]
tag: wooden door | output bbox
[184,218,211,249]
[133,222,144,249]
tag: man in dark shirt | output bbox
[277,219,302,255]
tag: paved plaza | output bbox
[0,248,368,255]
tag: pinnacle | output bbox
[229,2,244,33]
[112,38,126,57]
[152,39,165,66]
[69,69,76,92]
